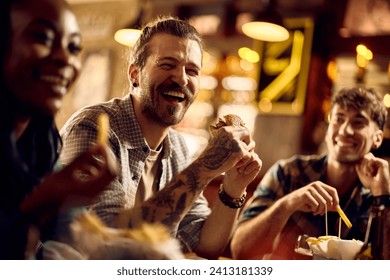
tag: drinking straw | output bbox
[325,203,328,236]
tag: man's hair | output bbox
[130,16,203,70]
[331,87,388,130]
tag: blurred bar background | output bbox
[59,0,390,176]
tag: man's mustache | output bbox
[156,84,191,99]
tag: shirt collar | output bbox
[124,94,173,159]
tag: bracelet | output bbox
[372,195,390,207]
[218,185,247,209]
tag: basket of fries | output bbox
[295,205,364,260]
[305,235,364,260]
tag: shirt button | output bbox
[142,147,148,153]
[132,175,138,180]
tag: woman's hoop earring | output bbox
[133,82,138,87]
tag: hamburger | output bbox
[209,114,246,137]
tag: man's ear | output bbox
[372,129,384,149]
[129,64,139,85]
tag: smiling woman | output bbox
[5,0,82,116]
[0,0,118,259]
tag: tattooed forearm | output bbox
[137,164,212,228]
[149,187,176,209]
[200,147,232,170]
[181,164,202,194]
[140,186,189,226]
[126,129,246,231]
[198,133,241,170]
[161,193,187,226]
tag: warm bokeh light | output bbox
[202,51,211,64]
[326,60,338,81]
[225,55,242,74]
[242,21,289,42]
[114,29,141,47]
[384,93,390,108]
[356,44,373,60]
[356,44,366,55]
[238,47,260,63]
[239,59,255,71]
[189,15,221,36]
[202,51,219,75]
[221,76,257,91]
[258,97,273,112]
[291,99,300,113]
[355,44,373,68]
[200,75,218,90]
[356,54,368,68]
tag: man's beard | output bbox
[141,99,185,127]
[336,154,361,164]
[140,83,193,127]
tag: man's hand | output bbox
[222,138,262,198]
[282,181,339,216]
[355,152,390,196]
[198,125,253,178]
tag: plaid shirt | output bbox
[60,94,211,251]
[240,154,372,259]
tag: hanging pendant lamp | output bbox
[242,0,289,42]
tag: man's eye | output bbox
[160,63,174,69]
[331,116,343,124]
[352,120,365,127]
[186,68,199,76]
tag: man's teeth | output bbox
[336,141,355,147]
[164,92,185,99]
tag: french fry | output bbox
[336,205,352,228]
[97,113,109,145]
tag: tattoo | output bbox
[182,165,201,194]
[161,193,187,226]
[169,179,186,191]
[140,179,186,221]
[201,147,232,170]
[149,189,175,210]
[216,131,241,152]
[198,132,241,170]
[132,132,245,228]
[140,185,189,226]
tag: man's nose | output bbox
[339,121,354,135]
[171,66,188,87]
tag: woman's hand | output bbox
[20,144,119,221]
